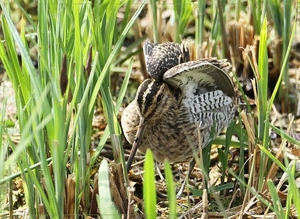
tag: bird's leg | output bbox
[176,158,196,198]
[126,118,146,172]
[156,162,165,181]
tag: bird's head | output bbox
[136,79,173,122]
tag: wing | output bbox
[166,59,238,130]
[163,58,236,97]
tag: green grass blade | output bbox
[285,160,300,217]
[269,124,300,147]
[149,0,159,43]
[0,100,7,180]
[116,58,133,111]
[173,0,192,42]
[88,0,146,114]
[164,160,177,219]
[268,21,297,111]
[257,16,268,140]
[256,17,269,191]
[143,149,157,218]
[267,179,283,218]
[267,0,282,36]
[98,159,121,219]
[196,0,206,47]
[258,145,286,172]
[281,0,293,97]
[0,3,41,94]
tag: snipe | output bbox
[122,41,238,171]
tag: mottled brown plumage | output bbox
[144,41,190,81]
[122,41,238,170]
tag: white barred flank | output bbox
[188,90,233,113]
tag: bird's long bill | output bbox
[126,117,147,172]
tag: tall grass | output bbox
[0,0,144,217]
[268,0,294,111]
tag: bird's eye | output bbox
[156,94,162,103]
